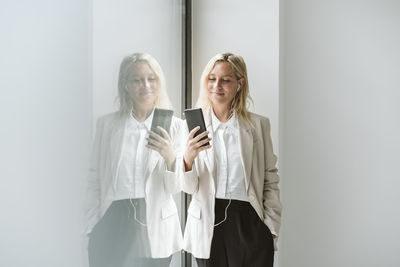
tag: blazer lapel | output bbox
[146,149,160,179]
[110,114,128,190]
[204,110,216,185]
[238,118,254,192]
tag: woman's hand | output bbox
[183,126,212,171]
[146,126,176,171]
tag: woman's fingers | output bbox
[192,130,209,143]
[198,144,212,152]
[196,137,212,148]
[148,130,164,142]
[187,137,212,159]
[146,137,163,148]
[185,127,212,163]
[148,129,172,150]
[188,126,200,139]
[157,126,171,141]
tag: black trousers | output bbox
[196,199,274,267]
[88,199,171,267]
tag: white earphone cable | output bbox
[214,192,232,227]
[127,190,147,227]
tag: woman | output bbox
[85,53,182,267]
[181,53,282,267]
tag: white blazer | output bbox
[181,111,282,259]
[85,112,183,258]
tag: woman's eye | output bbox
[148,77,156,81]
[222,79,230,82]
[208,78,216,81]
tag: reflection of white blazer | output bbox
[181,111,282,259]
[85,112,183,258]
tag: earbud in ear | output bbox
[237,84,240,92]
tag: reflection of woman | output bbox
[181,53,282,267]
[85,53,182,267]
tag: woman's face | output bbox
[126,62,159,109]
[207,61,240,109]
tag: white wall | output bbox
[0,0,90,266]
[279,1,400,266]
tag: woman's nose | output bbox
[215,79,223,88]
[143,79,151,88]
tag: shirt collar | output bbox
[211,108,237,133]
[128,108,154,130]
[143,109,154,130]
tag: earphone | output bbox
[237,84,240,92]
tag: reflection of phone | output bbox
[184,108,210,147]
[149,108,173,143]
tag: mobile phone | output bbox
[183,108,210,147]
[149,108,173,143]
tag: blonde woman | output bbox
[85,53,182,267]
[181,53,282,267]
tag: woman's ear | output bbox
[237,78,245,91]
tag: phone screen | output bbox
[183,108,210,147]
[149,108,173,141]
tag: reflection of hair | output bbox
[117,53,172,115]
[196,52,253,126]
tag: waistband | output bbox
[215,198,252,212]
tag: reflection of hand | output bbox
[146,126,176,171]
[183,126,212,171]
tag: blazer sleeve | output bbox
[179,119,199,194]
[163,117,185,194]
[180,163,199,194]
[84,117,104,236]
[261,118,282,236]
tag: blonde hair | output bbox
[117,53,172,115]
[196,52,254,126]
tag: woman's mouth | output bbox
[140,90,153,96]
[211,91,224,96]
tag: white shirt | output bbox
[212,110,248,202]
[115,110,154,200]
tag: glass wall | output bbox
[0,0,185,266]
[89,1,184,267]
[0,1,279,266]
